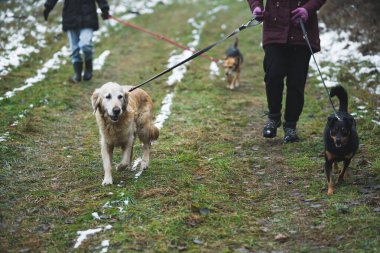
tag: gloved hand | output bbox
[252,7,264,22]
[101,10,110,20]
[291,7,308,25]
[43,7,51,21]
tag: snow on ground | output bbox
[154,92,175,130]
[166,18,205,86]
[74,225,112,249]
[312,23,380,95]
[0,46,71,101]
[93,50,111,70]
[0,0,60,78]
[308,22,380,123]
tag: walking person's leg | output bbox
[262,44,288,138]
[79,28,94,81]
[67,30,83,83]
[283,45,311,142]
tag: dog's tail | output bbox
[150,124,159,141]
[330,85,348,112]
[234,38,239,49]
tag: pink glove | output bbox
[252,7,264,21]
[291,7,308,25]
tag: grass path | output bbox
[0,1,379,252]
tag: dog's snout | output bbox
[112,107,121,116]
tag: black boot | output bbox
[283,127,298,143]
[263,118,281,138]
[83,59,93,81]
[72,62,82,83]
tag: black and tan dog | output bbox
[323,85,359,195]
[223,38,243,90]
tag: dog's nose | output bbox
[112,107,121,116]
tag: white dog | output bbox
[91,82,159,185]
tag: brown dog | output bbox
[91,82,159,185]
[223,38,243,90]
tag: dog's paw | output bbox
[117,163,128,171]
[102,177,113,186]
[141,160,149,170]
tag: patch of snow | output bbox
[100,240,110,253]
[93,50,111,70]
[154,92,174,129]
[209,61,220,80]
[166,18,205,86]
[0,46,71,101]
[0,132,10,142]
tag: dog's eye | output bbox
[118,95,123,100]
[105,94,111,99]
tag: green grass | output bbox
[0,0,379,252]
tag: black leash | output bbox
[129,17,262,92]
[299,20,341,120]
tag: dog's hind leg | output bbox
[101,143,114,186]
[141,142,151,170]
[325,159,334,195]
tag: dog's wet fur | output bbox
[223,38,243,90]
[323,85,359,195]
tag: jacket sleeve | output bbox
[96,0,110,12]
[44,0,58,10]
[302,0,326,14]
[247,0,263,12]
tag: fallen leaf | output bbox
[275,233,289,243]
[251,146,259,151]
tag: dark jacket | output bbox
[247,0,326,52]
[44,0,109,32]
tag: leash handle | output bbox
[299,20,340,119]
[129,17,262,92]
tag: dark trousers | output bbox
[263,44,311,128]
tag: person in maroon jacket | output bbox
[247,0,326,143]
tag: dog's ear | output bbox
[343,116,355,129]
[91,89,101,114]
[327,115,336,127]
[122,91,129,111]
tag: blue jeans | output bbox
[66,28,94,64]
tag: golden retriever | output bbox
[91,82,159,185]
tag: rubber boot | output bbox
[83,59,93,81]
[72,62,83,83]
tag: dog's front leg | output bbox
[117,135,135,171]
[229,74,236,90]
[101,142,114,186]
[338,159,351,183]
[324,159,334,195]
[141,142,151,170]
[235,70,240,88]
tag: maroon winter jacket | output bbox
[247,0,326,52]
